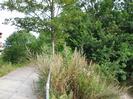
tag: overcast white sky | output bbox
[0,0,60,43]
[0,10,25,43]
[0,0,15,42]
[0,0,24,42]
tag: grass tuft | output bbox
[34,50,127,99]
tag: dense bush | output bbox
[59,1,133,81]
[2,30,36,63]
[35,50,125,99]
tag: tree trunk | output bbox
[45,1,55,99]
[52,33,55,55]
[51,0,55,55]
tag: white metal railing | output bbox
[46,70,51,99]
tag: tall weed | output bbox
[35,51,126,99]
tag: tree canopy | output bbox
[1,0,133,80]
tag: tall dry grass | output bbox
[34,51,126,99]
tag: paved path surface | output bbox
[0,66,38,99]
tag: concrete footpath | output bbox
[0,66,38,99]
[0,66,132,99]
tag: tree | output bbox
[59,0,133,81]
[1,0,76,55]
[3,30,36,63]
[1,0,133,81]
[0,1,77,98]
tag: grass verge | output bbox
[0,56,28,77]
[0,63,17,77]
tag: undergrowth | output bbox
[34,50,126,99]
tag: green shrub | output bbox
[59,1,133,81]
[35,50,125,99]
[2,30,36,64]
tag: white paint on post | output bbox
[46,70,51,99]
